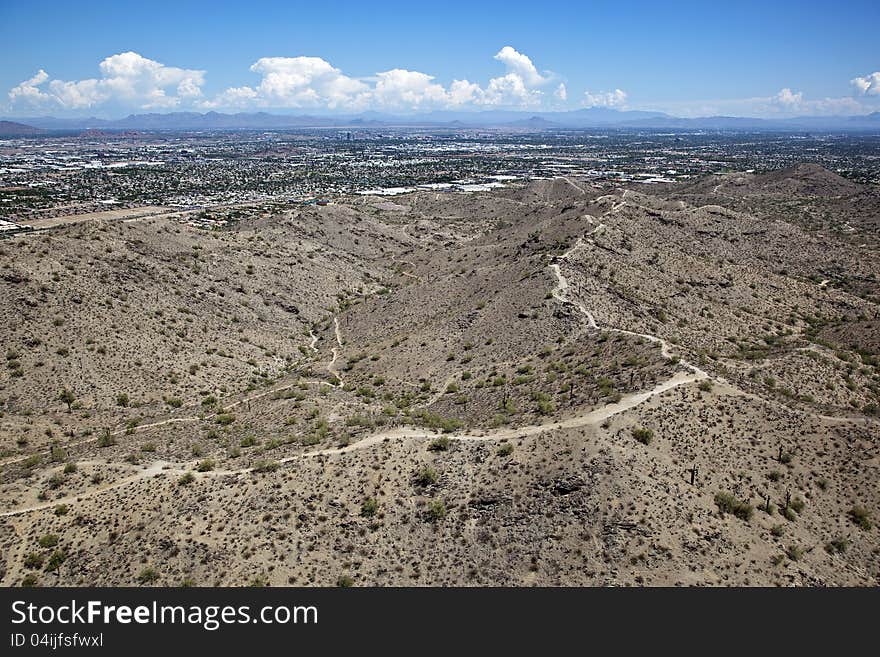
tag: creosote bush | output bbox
[426,498,446,522]
[632,427,654,445]
[415,466,438,487]
[496,442,514,457]
[714,492,753,521]
[849,506,873,530]
[427,436,450,452]
[360,497,378,518]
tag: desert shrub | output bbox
[426,498,446,522]
[849,506,873,530]
[216,413,235,426]
[97,431,116,448]
[337,574,354,587]
[345,415,373,428]
[252,459,279,473]
[196,459,215,472]
[785,545,804,561]
[427,437,450,452]
[360,497,378,518]
[116,393,129,407]
[414,411,462,433]
[178,472,195,486]
[496,442,514,457]
[38,534,59,549]
[44,550,66,572]
[714,492,753,521]
[59,388,75,411]
[138,567,159,584]
[825,537,848,554]
[24,553,44,569]
[632,427,654,445]
[415,466,438,487]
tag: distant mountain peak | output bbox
[0,120,44,136]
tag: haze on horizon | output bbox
[1,0,879,120]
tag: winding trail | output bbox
[1,370,702,517]
[7,186,863,518]
[1,461,180,518]
[333,316,343,347]
[391,254,423,282]
[550,232,709,379]
[325,315,345,385]
[2,314,352,470]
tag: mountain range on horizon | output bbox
[2,107,880,133]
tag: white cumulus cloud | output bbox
[244,56,370,109]
[773,87,803,107]
[8,52,205,110]
[479,46,553,107]
[582,89,627,108]
[9,46,631,114]
[851,71,880,96]
[372,69,450,109]
[206,45,558,111]
[760,87,867,115]
[493,46,548,87]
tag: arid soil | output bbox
[1,164,877,586]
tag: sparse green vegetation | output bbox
[415,466,438,487]
[632,427,654,445]
[97,430,116,448]
[137,567,159,584]
[360,497,378,518]
[196,459,215,472]
[427,436,450,452]
[38,534,59,549]
[251,459,279,473]
[849,506,873,530]
[714,492,753,521]
[426,498,446,522]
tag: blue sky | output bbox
[2,0,878,117]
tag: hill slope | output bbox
[1,168,878,586]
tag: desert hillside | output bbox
[1,168,878,586]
